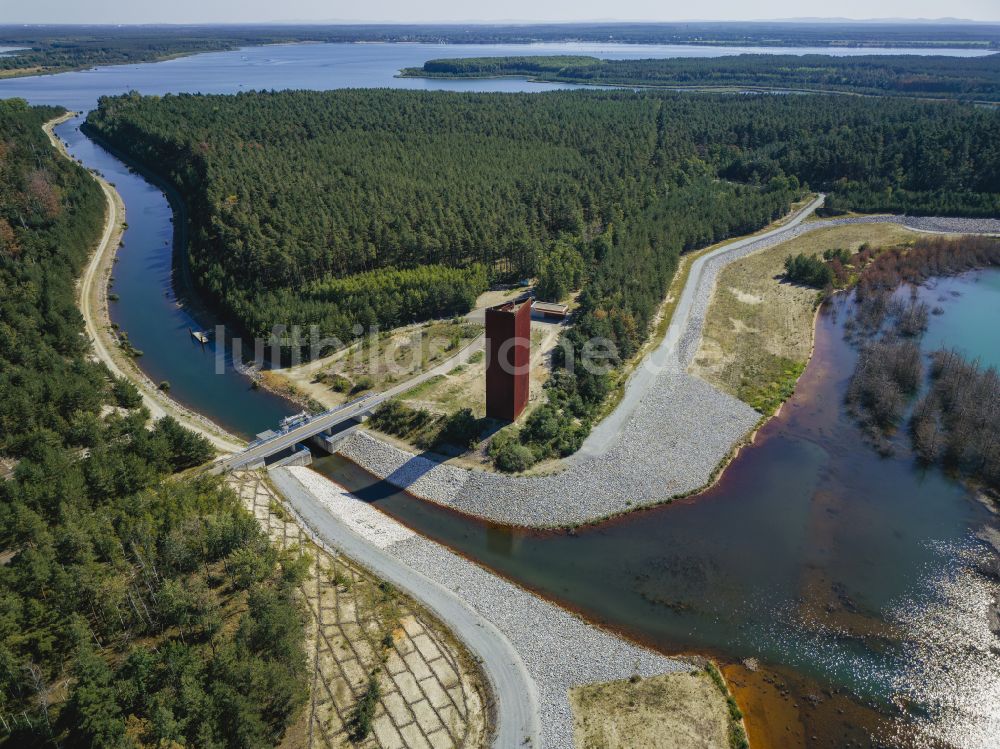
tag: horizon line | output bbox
[4,18,1000,27]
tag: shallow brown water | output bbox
[314,275,1000,748]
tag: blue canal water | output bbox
[0,41,991,432]
[1,41,997,745]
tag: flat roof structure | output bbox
[531,301,569,319]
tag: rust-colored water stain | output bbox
[723,660,908,749]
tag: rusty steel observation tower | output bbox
[484,299,531,421]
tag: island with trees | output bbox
[402,52,1000,101]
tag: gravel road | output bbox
[580,193,826,458]
[271,465,688,749]
[339,205,1000,527]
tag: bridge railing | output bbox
[240,392,379,453]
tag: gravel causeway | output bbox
[338,211,1000,527]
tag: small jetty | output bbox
[189,328,209,344]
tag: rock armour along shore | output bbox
[276,466,689,749]
[340,214,1000,527]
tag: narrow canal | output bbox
[3,42,997,746]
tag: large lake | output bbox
[1,41,997,747]
[0,41,994,111]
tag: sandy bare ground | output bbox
[266,319,483,412]
[690,222,916,413]
[265,286,526,415]
[44,114,244,454]
[397,319,562,412]
[570,671,734,749]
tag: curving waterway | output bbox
[2,41,998,747]
[0,40,990,431]
[313,277,1000,748]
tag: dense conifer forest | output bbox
[405,52,1000,101]
[85,88,1000,466]
[0,100,307,746]
[88,89,804,350]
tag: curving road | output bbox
[333,201,1000,526]
[268,467,541,749]
[578,193,827,458]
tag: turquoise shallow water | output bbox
[920,270,1000,371]
[0,42,997,745]
[314,273,1000,747]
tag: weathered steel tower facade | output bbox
[485,299,531,421]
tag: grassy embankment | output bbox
[689,223,916,414]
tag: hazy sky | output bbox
[8,0,1000,25]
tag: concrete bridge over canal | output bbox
[214,332,488,473]
[213,392,383,472]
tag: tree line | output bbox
[84,88,1000,468]
[0,99,307,747]
[246,264,487,353]
[406,53,1000,101]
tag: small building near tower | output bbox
[530,300,569,321]
[485,298,531,422]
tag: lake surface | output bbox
[0,40,993,112]
[0,40,993,435]
[1,41,997,746]
[314,274,1000,747]
[921,271,1000,370]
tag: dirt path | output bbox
[44,114,245,454]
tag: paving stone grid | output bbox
[229,471,489,749]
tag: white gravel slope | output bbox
[339,213,1000,527]
[273,465,687,749]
